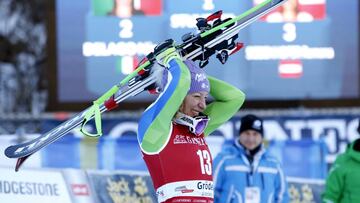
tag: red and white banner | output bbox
[62,169,95,203]
[278,60,303,78]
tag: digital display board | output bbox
[54,0,359,106]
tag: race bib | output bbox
[245,187,260,203]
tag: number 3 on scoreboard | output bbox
[197,150,212,175]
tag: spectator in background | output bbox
[322,119,360,203]
[213,114,289,203]
[109,0,144,17]
[265,0,313,22]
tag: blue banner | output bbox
[40,114,359,179]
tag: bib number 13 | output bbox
[197,150,212,175]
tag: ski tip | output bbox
[15,155,30,172]
[4,145,15,158]
[5,144,27,158]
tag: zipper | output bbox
[247,163,254,186]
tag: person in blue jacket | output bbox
[213,114,289,203]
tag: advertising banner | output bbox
[86,170,326,203]
[62,169,95,203]
[0,168,71,203]
[87,170,157,203]
[1,113,356,179]
[287,177,325,203]
[41,114,360,164]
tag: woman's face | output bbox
[239,130,263,150]
[179,91,208,117]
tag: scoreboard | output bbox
[56,0,359,104]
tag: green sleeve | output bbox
[322,157,345,203]
[204,76,245,136]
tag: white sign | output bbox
[0,168,72,203]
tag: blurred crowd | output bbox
[0,0,47,115]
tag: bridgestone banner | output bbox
[0,168,72,203]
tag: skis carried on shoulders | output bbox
[5,64,159,171]
[5,0,287,171]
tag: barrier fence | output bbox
[1,113,358,202]
[0,167,325,203]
